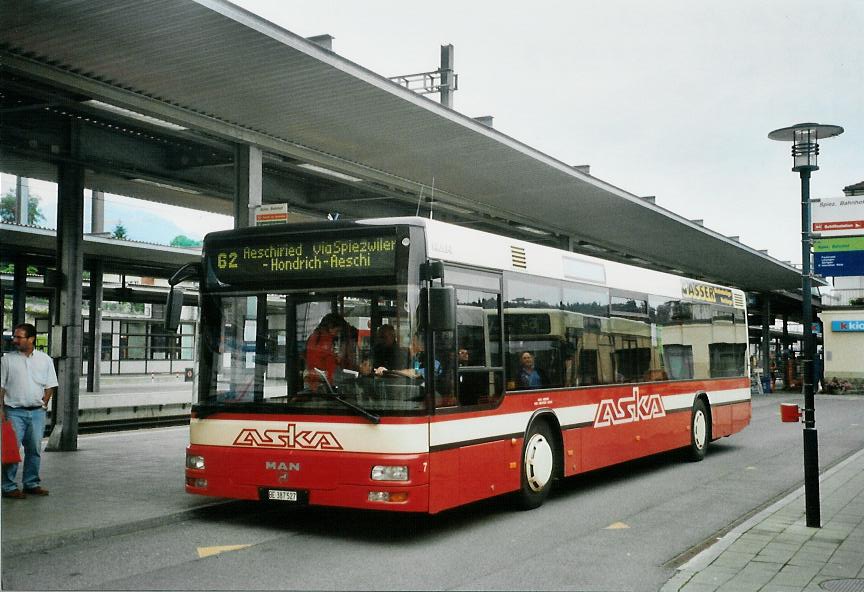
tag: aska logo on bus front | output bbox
[593,387,666,428]
[233,424,343,450]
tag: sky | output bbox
[234,0,862,266]
[3,0,861,262]
[0,174,232,244]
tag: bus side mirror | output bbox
[427,286,455,331]
[164,287,184,332]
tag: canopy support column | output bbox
[761,296,771,390]
[86,190,105,393]
[47,119,84,452]
[12,255,27,328]
[233,144,262,229]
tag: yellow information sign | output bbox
[681,280,734,307]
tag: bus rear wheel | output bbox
[687,399,711,462]
[515,421,556,510]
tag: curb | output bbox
[1,499,246,556]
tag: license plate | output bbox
[267,490,297,502]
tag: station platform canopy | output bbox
[1,0,811,294]
[0,222,200,278]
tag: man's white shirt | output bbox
[1,350,59,407]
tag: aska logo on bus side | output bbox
[233,424,343,450]
[594,387,666,427]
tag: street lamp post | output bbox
[768,122,844,528]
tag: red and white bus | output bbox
[169,216,750,513]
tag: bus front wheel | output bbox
[688,399,711,462]
[515,421,556,510]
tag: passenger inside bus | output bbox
[303,312,357,391]
[458,347,470,366]
[386,334,441,381]
[517,351,544,389]
[367,324,405,375]
[457,346,487,405]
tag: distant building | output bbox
[842,180,864,196]
[819,308,864,383]
[818,181,864,388]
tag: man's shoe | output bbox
[2,490,26,499]
[23,486,49,496]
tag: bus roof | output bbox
[358,216,746,309]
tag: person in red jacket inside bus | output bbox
[304,313,355,391]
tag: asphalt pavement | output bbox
[2,397,863,591]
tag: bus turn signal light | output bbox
[368,491,409,503]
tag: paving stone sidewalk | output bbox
[662,447,864,592]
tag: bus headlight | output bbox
[186,454,205,470]
[371,465,408,481]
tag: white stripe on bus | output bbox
[190,389,751,453]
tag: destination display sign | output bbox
[207,232,399,285]
[681,280,735,307]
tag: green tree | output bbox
[169,234,203,247]
[0,190,46,225]
[112,221,128,240]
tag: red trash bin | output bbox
[780,403,801,423]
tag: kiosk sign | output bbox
[831,320,864,332]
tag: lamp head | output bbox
[768,123,844,172]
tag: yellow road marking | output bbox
[197,544,253,558]
[605,521,630,530]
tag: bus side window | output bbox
[433,329,456,406]
[454,284,503,407]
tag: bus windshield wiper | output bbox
[313,368,381,424]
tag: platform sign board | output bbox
[812,197,864,236]
[814,237,864,277]
[255,203,289,226]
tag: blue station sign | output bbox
[814,251,864,277]
[831,320,864,332]
[814,237,864,277]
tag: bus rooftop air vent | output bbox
[511,246,527,269]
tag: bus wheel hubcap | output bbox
[693,410,706,449]
[525,433,553,492]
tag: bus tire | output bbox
[687,398,711,462]
[515,421,557,510]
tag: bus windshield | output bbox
[198,285,428,415]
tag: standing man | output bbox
[1,323,57,499]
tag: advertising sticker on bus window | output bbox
[680,280,734,307]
